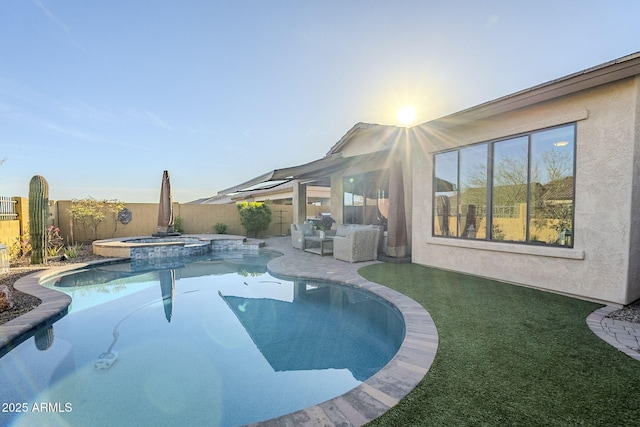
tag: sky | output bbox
[1,1,639,203]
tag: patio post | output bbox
[292,180,307,224]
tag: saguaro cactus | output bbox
[29,175,49,264]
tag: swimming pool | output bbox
[0,250,404,426]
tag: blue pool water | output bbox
[0,251,404,426]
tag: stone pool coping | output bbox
[0,236,438,426]
[0,259,127,356]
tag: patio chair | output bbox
[333,225,380,263]
[290,223,315,249]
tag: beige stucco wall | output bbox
[55,201,295,243]
[412,77,640,305]
[0,220,20,247]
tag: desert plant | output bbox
[214,222,227,234]
[174,216,184,233]
[34,326,55,351]
[47,226,64,256]
[64,243,83,259]
[47,246,63,257]
[9,232,31,260]
[29,175,49,264]
[236,201,272,238]
[68,198,126,241]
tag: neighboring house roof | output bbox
[189,181,294,204]
[541,176,574,201]
[212,149,390,197]
[189,179,332,205]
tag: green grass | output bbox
[359,263,640,426]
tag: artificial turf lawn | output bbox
[359,263,640,426]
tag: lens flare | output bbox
[397,106,416,125]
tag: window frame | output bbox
[432,123,576,248]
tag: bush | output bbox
[214,222,227,234]
[236,202,272,238]
[68,197,126,242]
[174,216,184,233]
[64,243,83,259]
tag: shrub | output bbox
[236,202,272,238]
[9,232,31,261]
[214,222,227,234]
[47,226,64,257]
[174,216,184,233]
[68,198,126,241]
[64,243,83,259]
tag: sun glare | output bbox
[397,106,417,125]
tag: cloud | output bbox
[32,0,86,51]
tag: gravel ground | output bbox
[606,300,640,323]
[1,247,640,325]
[0,246,104,325]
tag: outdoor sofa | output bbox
[332,224,381,263]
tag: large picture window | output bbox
[343,169,389,228]
[433,123,575,247]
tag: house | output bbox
[213,52,640,306]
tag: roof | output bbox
[326,122,402,155]
[212,150,392,197]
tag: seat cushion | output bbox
[300,223,315,236]
[335,224,351,237]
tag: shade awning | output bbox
[217,151,389,196]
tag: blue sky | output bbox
[1,1,639,203]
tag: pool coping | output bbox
[0,237,438,426]
[0,258,128,357]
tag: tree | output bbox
[68,198,126,241]
[237,201,272,238]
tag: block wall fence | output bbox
[0,198,327,247]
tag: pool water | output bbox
[0,251,404,426]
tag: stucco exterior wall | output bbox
[626,76,640,303]
[412,77,640,305]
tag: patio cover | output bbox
[217,151,390,196]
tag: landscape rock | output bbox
[0,285,15,312]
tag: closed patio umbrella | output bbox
[156,170,176,235]
[159,269,175,322]
[386,161,408,258]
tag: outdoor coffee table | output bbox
[303,235,334,256]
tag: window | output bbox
[432,124,575,247]
[343,170,389,229]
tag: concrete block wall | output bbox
[54,201,298,243]
[0,220,20,247]
[0,197,27,248]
